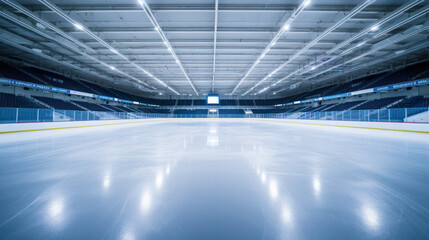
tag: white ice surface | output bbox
[0,119,428,239]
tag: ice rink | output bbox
[0,119,428,239]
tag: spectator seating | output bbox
[389,96,429,109]
[322,101,364,111]
[33,96,84,110]
[174,109,208,114]
[0,93,47,109]
[219,109,244,114]
[354,97,403,110]
[71,100,112,111]
[220,100,236,106]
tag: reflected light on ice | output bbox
[361,204,381,231]
[121,230,135,240]
[313,175,321,197]
[46,198,65,227]
[156,173,164,189]
[269,179,278,200]
[165,165,171,175]
[281,204,293,226]
[140,191,151,213]
[103,174,111,189]
[48,199,63,218]
[261,172,266,183]
[207,135,219,146]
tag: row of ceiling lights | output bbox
[138,0,199,96]
[9,0,425,97]
[265,0,427,96]
[271,0,428,95]
[229,0,311,95]
[37,0,180,95]
[245,0,377,96]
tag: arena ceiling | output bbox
[0,0,428,98]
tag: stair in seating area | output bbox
[348,100,369,110]
[386,98,404,108]
[30,96,53,109]
[69,101,89,111]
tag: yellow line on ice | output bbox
[0,118,427,134]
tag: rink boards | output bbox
[0,118,428,134]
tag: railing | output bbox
[0,107,428,123]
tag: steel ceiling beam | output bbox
[137,0,198,96]
[37,0,179,95]
[63,27,363,34]
[0,0,159,92]
[255,0,426,95]
[303,18,429,82]
[327,0,425,55]
[26,4,399,14]
[273,20,429,94]
[229,0,311,95]
[0,30,128,86]
[275,39,429,95]
[242,0,376,96]
[211,0,219,93]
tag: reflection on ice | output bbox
[121,230,135,240]
[48,199,63,218]
[312,175,321,197]
[361,204,381,232]
[207,135,219,146]
[46,197,65,227]
[156,173,164,189]
[269,179,279,200]
[2,120,427,239]
[140,191,151,213]
[261,172,266,183]
[281,204,293,226]
[103,172,111,190]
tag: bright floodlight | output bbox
[283,24,290,31]
[109,66,116,70]
[74,23,84,30]
[304,0,311,7]
[207,94,220,105]
[371,25,379,31]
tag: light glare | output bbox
[74,23,83,30]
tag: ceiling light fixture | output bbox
[283,24,290,31]
[230,0,318,95]
[371,25,379,31]
[304,0,311,7]
[73,23,83,30]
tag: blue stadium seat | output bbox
[354,97,403,110]
[33,96,84,110]
[219,109,244,114]
[0,93,47,109]
[174,109,208,114]
[71,100,112,111]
